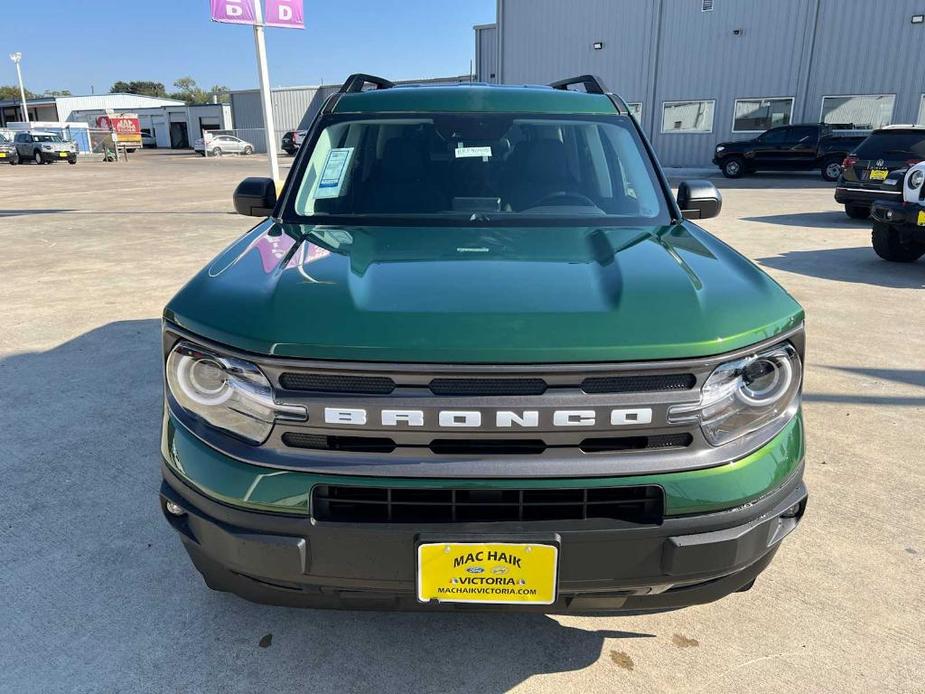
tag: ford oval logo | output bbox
[466,566,485,574]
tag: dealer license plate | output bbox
[59,151,68,158]
[417,542,558,605]
[869,168,889,181]
[917,210,925,227]
[0,153,5,158]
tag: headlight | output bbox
[716,145,725,152]
[669,342,801,446]
[165,341,305,444]
[42,144,53,151]
[908,169,924,189]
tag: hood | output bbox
[165,221,803,363]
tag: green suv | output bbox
[160,74,807,613]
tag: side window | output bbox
[788,126,817,144]
[758,128,787,145]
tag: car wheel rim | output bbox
[727,161,739,175]
[827,163,841,178]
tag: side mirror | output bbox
[233,177,277,217]
[677,180,722,220]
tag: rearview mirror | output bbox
[234,177,277,217]
[677,180,722,220]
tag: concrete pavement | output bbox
[0,151,921,693]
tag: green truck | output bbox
[160,74,807,613]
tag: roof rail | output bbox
[549,75,609,95]
[549,75,629,115]
[340,73,395,94]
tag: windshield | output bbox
[855,131,925,159]
[289,114,670,225]
[34,134,63,143]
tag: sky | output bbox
[2,0,496,95]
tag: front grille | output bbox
[281,432,396,453]
[429,378,547,396]
[311,484,664,524]
[279,373,395,394]
[282,433,691,455]
[582,373,695,393]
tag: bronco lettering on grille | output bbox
[323,408,654,428]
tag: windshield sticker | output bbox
[455,145,492,160]
[315,147,354,198]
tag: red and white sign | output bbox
[97,115,142,146]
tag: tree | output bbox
[0,84,36,100]
[209,85,231,104]
[110,80,166,97]
[42,89,72,97]
[169,76,207,104]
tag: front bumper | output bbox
[160,414,807,613]
[871,200,925,242]
[37,150,76,162]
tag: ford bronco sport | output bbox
[160,74,807,613]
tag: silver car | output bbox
[195,134,255,157]
[12,131,78,165]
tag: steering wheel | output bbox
[528,191,599,209]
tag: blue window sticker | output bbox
[315,147,354,199]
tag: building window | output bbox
[628,103,642,120]
[820,95,894,130]
[661,100,715,133]
[702,0,715,11]
[732,97,794,132]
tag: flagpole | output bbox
[252,0,281,186]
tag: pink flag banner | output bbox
[210,0,256,25]
[264,0,305,29]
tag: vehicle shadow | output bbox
[0,319,655,693]
[821,366,925,388]
[804,366,925,407]
[0,208,75,217]
[757,246,925,289]
[742,211,867,229]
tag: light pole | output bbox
[9,52,29,125]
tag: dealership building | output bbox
[476,0,925,167]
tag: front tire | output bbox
[822,156,843,182]
[845,204,869,220]
[210,147,222,157]
[721,156,745,178]
[9,151,18,165]
[33,150,44,165]
[243,145,254,155]
[871,221,925,262]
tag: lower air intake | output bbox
[311,485,664,524]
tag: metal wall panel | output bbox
[648,0,814,166]
[498,0,658,104]
[230,86,324,131]
[54,94,185,122]
[496,0,925,167]
[802,0,925,126]
[475,24,499,82]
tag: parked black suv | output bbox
[835,127,925,219]
[713,124,865,181]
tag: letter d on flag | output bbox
[265,0,305,28]
[210,0,257,25]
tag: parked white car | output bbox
[194,134,255,156]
